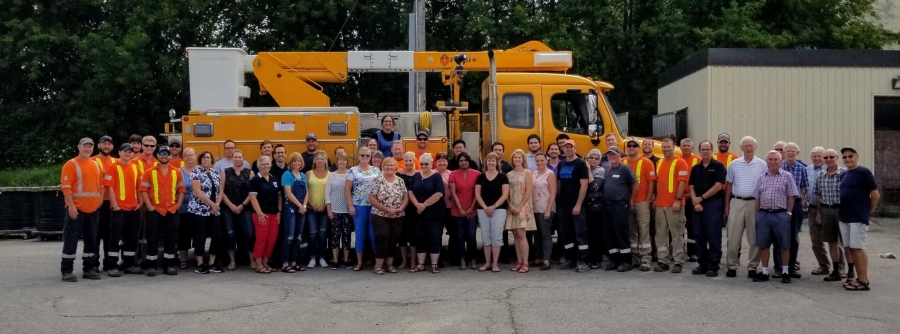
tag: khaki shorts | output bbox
[839,222,868,249]
[819,207,841,243]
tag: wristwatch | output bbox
[676,197,682,201]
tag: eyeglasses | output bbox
[626,145,639,148]
[823,156,837,160]
[359,154,371,158]
[842,155,854,159]
[168,144,181,148]
[417,138,428,141]
[143,143,156,148]
[158,152,171,157]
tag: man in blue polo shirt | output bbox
[838,147,879,291]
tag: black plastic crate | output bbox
[35,189,66,233]
[0,189,36,231]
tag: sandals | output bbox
[844,280,870,291]
[352,264,363,271]
[511,263,523,272]
[256,268,271,274]
[293,264,306,272]
[281,265,296,273]
[387,266,398,274]
[518,264,530,273]
[811,267,829,275]
[491,267,500,272]
[180,261,188,269]
[374,267,385,275]
[431,264,440,274]
[227,263,236,271]
[478,266,489,272]
[410,264,425,273]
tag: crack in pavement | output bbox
[770,283,890,324]
[487,284,526,334]
[51,285,292,318]
[327,292,463,307]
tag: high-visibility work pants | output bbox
[143,211,180,269]
[61,210,100,274]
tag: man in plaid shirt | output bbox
[815,148,850,282]
[774,142,807,278]
[753,150,800,283]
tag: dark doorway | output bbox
[874,96,900,206]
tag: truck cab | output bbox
[482,73,630,161]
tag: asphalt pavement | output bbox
[1,218,898,334]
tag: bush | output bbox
[0,166,63,187]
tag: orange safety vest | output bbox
[150,169,179,205]
[713,153,736,169]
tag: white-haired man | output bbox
[724,136,767,278]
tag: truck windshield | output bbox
[603,92,626,138]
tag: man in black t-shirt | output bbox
[556,140,590,272]
[688,141,727,277]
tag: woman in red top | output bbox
[449,152,481,269]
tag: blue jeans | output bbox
[353,205,375,253]
[282,207,306,263]
[774,203,803,270]
[306,211,329,259]
[692,199,724,271]
[456,216,478,262]
[223,209,254,252]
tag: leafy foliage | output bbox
[0,0,893,169]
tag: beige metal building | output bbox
[655,48,900,171]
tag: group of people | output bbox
[58,120,879,291]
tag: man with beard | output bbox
[713,133,739,169]
[301,134,331,173]
[168,138,184,168]
[642,138,661,166]
[139,145,187,276]
[92,135,115,270]
[525,134,541,173]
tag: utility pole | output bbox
[408,0,426,112]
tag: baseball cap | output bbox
[119,143,134,152]
[306,133,318,141]
[156,145,171,154]
[625,137,639,146]
[416,131,429,138]
[606,146,622,155]
[168,138,182,146]
[563,139,576,147]
[99,135,113,143]
[79,137,94,146]
[840,146,858,155]
[717,133,731,143]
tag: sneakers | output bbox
[165,267,178,275]
[639,264,651,272]
[318,258,328,268]
[146,268,157,277]
[617,263,633,272]
[209,266,224,273]
[752,273,770,282]
[123,266,144,275]
[82,270,101,280]
[575,264,590,273]
[671,264,683,273]
[308,259,317,269]
[331,262,339,270]
[781,274,792,284]
[653,263,670,272]
[195,264,210,274]
[107,268,122,277]
[62,273,77,282]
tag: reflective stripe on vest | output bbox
[635,159,643,183]
[116,164,139,201]
[70,159,102,198]
[151,169,178,204]
[714,154,734,168]
[691,157,698,166]
[656,159,678,193]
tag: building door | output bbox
[873,96,900,206]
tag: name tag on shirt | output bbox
[272,182,278,187]
[613,174,620,178]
